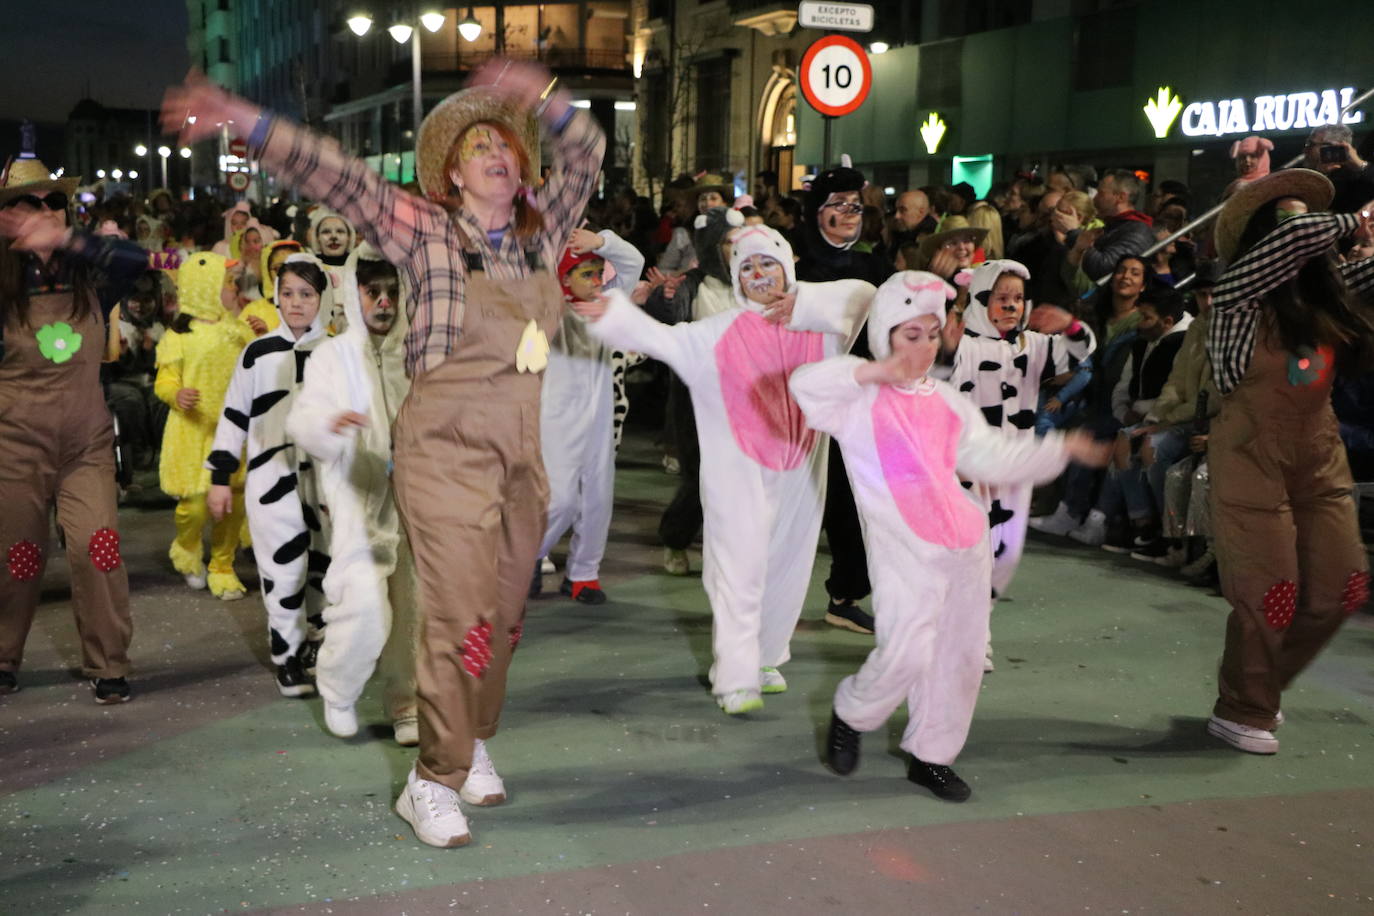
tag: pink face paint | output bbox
[714,312,825,470]
[871,387,985,548]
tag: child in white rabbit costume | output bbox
[574,225,875,714]
[790,271,1106,801]
[285,243,419,744]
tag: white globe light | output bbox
[180,147,192,158]
[96,169,106,178]
[347,14,372,37]
[388,23,413,43]
[458,11,482,42]
[112,169,123,180]
[869,41,889,54]
[134,144,148,156]
[157,145,171,158]
[129,170,139,179]
[420,11,445,32]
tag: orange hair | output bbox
[441,120,543,241]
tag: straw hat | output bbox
[671,172,734,202]
[414,88,540,202]
[915,214,989,267]
[0,157,80,206]
[1215,168,1333,262]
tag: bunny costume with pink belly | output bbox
[791,271,1073,766]
[590,226,874,696]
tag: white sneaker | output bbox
[1158,545,1188,568]
[760,666,787,694]
[218,588,246,602]
[395,767,471,848]
[1274,710,1284,728]
[663,547,690,576]
[1028,502,1079,537]
[983,642,996,673]
[717,688,764,715]
[459,738,507,806]
[540,556,556,575]
[324,701,358,738]
[1207,715,1279,754]
[1068,509,1108,546]
[393,716,419,747]
[184,573,207,590]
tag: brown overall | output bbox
[391,244,562,791]
[1210,326,1368,729]
[0,290,132,678]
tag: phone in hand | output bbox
[1320,144,1349,164]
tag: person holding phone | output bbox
[1302,125,1374,213]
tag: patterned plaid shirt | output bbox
[256,109,604,377]
[1209,212,1374,395]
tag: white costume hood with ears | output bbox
[866,270,955,360]
[334,242,411,415]
[963,259,1032,339]
[727,224,797,311]
[307,208,358,254]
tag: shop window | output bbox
[1073,7,1135,90]
[694,57,731,169]
[918,39,962,109]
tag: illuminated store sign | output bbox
[1173,87,1363,138]
[920,113,948,154]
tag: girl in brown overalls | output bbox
[1205,170,1374,754]
[164,59,604,847]
[0,158,150,704]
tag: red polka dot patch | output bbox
[1262,580,1297,630]
[1342,570,1370,616]
[509,622,524,652]
[460,621,494,679]
[7,540,42,582]
[88,528,122,573]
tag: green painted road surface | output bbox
[4,441,1374,914]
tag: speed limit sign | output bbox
[799,35,872,117]
[228,172,250,192]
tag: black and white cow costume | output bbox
[947,259,1095,598]
[207,253,332,667]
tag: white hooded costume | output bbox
[207,252,332,664]
[539,230,645,585]
[589,226,874,697]
[790,271,1075,765]
[285,243,418,721]
[946,259,1095,596]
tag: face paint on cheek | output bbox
[459,126,494,163]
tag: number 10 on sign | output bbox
[799,35,872,117]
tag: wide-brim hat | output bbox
[671,172,734,201]
[415,88,540,202]
[916,215,989,266]
[1215,168,1333,262]
[0,157,80,206]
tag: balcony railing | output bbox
[401,47,629,80]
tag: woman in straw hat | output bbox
[1203,169,1374,755]
[163,60,604,848]
[0,157,154,705]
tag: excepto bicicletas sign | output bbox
[798,1,875,33]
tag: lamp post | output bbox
[157,145,171,189]
[134,143,150,194]
[349,8,462,152]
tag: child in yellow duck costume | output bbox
[155,252,255,598]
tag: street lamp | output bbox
[96,169,106,179]
[457,8,481,42]
[351,8,446,153]
[347,13,372,36]
[129,170,139,179]
[157,145,171,188]
[112,169,123,181]
[180,147,192,159]
[134,144,147,157]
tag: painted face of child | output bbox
[360,274,400,336]
[565,259,604,302]
[888,314,942,379]
[738,253,787,304]
[277,271,322,335]
[818,191,863,246]
[316,218,349,256]
[229,210,249,232]
[241,228,263,261]
[988,273,1026,335]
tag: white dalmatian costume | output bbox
[947,259,1095,597]
[589,226,874,699]
[285,244,417,720]
[208,253,332,665]
[790,271,1074,765]
[538,230,645,584]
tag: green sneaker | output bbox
[716,689,764,715]
[760,666,787,694]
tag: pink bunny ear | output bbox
[1259,137,1274,152]
[1229,140,1242,158]
[952,269,973,290]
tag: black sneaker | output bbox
[275,656,316,698]
[907,756,972,802]
[91,677,131,705]
[1129,537,1168,562]
[1100,529,1134,554]
[824,600,875,634]
[0,670,17,695]
[297,639,322,677]
[528,563,543,599]
[825,710,862,775]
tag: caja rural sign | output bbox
[1145,85,1365,139]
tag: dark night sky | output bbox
[0,1,190,124]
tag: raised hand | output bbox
[161,69,261,147]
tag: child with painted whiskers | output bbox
[570,225,875,715]
[790,271,1108,801]
[206,253,333,699]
